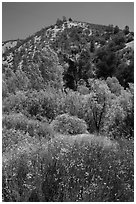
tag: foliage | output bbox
[112,33,126,49]
[3,113,54,140]
[123,25,130,35]
[83,79,112,133]
[3,43,64,93]
[3,88,66,120]
[2,128,33,153]
[106,24,114,33]
[3,134,133,202]
[3,91,28,113]
[61,90,85,118]
[106,77,122,96]
[56,18,63,27]
[77,84,90,95]
[50,114,88,135]
[95,47,117,79]
[2,80,8,98]
[103,84,134,139]
[63,49,93,90]
[115,54,134,88]
[114,25,120,34]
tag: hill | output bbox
[2,17,134,202]
[2,18,134,92]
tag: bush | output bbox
[106,77,122,96]
[25,88,66,120]
[2,113,54,140]
[2,80,8,98]
[56,18,63,28]
[2,128,30,153]
[62,90,85,118]
[2,134,133,202]
[50,114,88,135]
[103,86,134,139]
[53,133,118,152]
[3,113,28,131]
[2,135,48,201]
[3,88,66,120]
[2,91,28,113]
[77,85,90,95]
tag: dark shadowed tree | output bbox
[123,25,130,35]
[114,25,120,34]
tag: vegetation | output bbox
[2,17,134,202]
[50,113,88,135]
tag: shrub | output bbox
[106,77,122,96]
[2,113,54,140]
[56,18,63,28]
[2,91,28,113]
[50,114,88,135]
[77,85,90,95]
[25,88,66,120]
[2,133,133,202]
[62,90,85,118]
[2,135,48,201]
[2,128,30,153]
[103,86,134,139]
[27,119,54,139]
[3,113,28,131]
[53,133,118,152]
[83,79,112,134]
[2,80,8,98]
[3,88,66,120]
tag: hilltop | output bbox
[2,18,134,93]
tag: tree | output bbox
[99,38,106,46]
[95,47,117,79]
[123,25,130,35]
[106,24,114,33]
[115,59,134,88]
[56,18,63,27]
[63,56,78,90]
[90,40,95,53]
[15,69,29,91]
[62,16,67,22]
[104,85,134,139]
[112,33,126,47]
[84,79,111,134]
[114,25,120,34]
[106,77,122,96]
[69,17,72,22]
[63,49,92,91]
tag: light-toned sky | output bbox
[2,2,134,41]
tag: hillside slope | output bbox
[2,18,134,92]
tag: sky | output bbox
[2,2,134,41]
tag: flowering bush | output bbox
[2,134,133,202]
[3,113,54,140]
[2,128,30,153]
